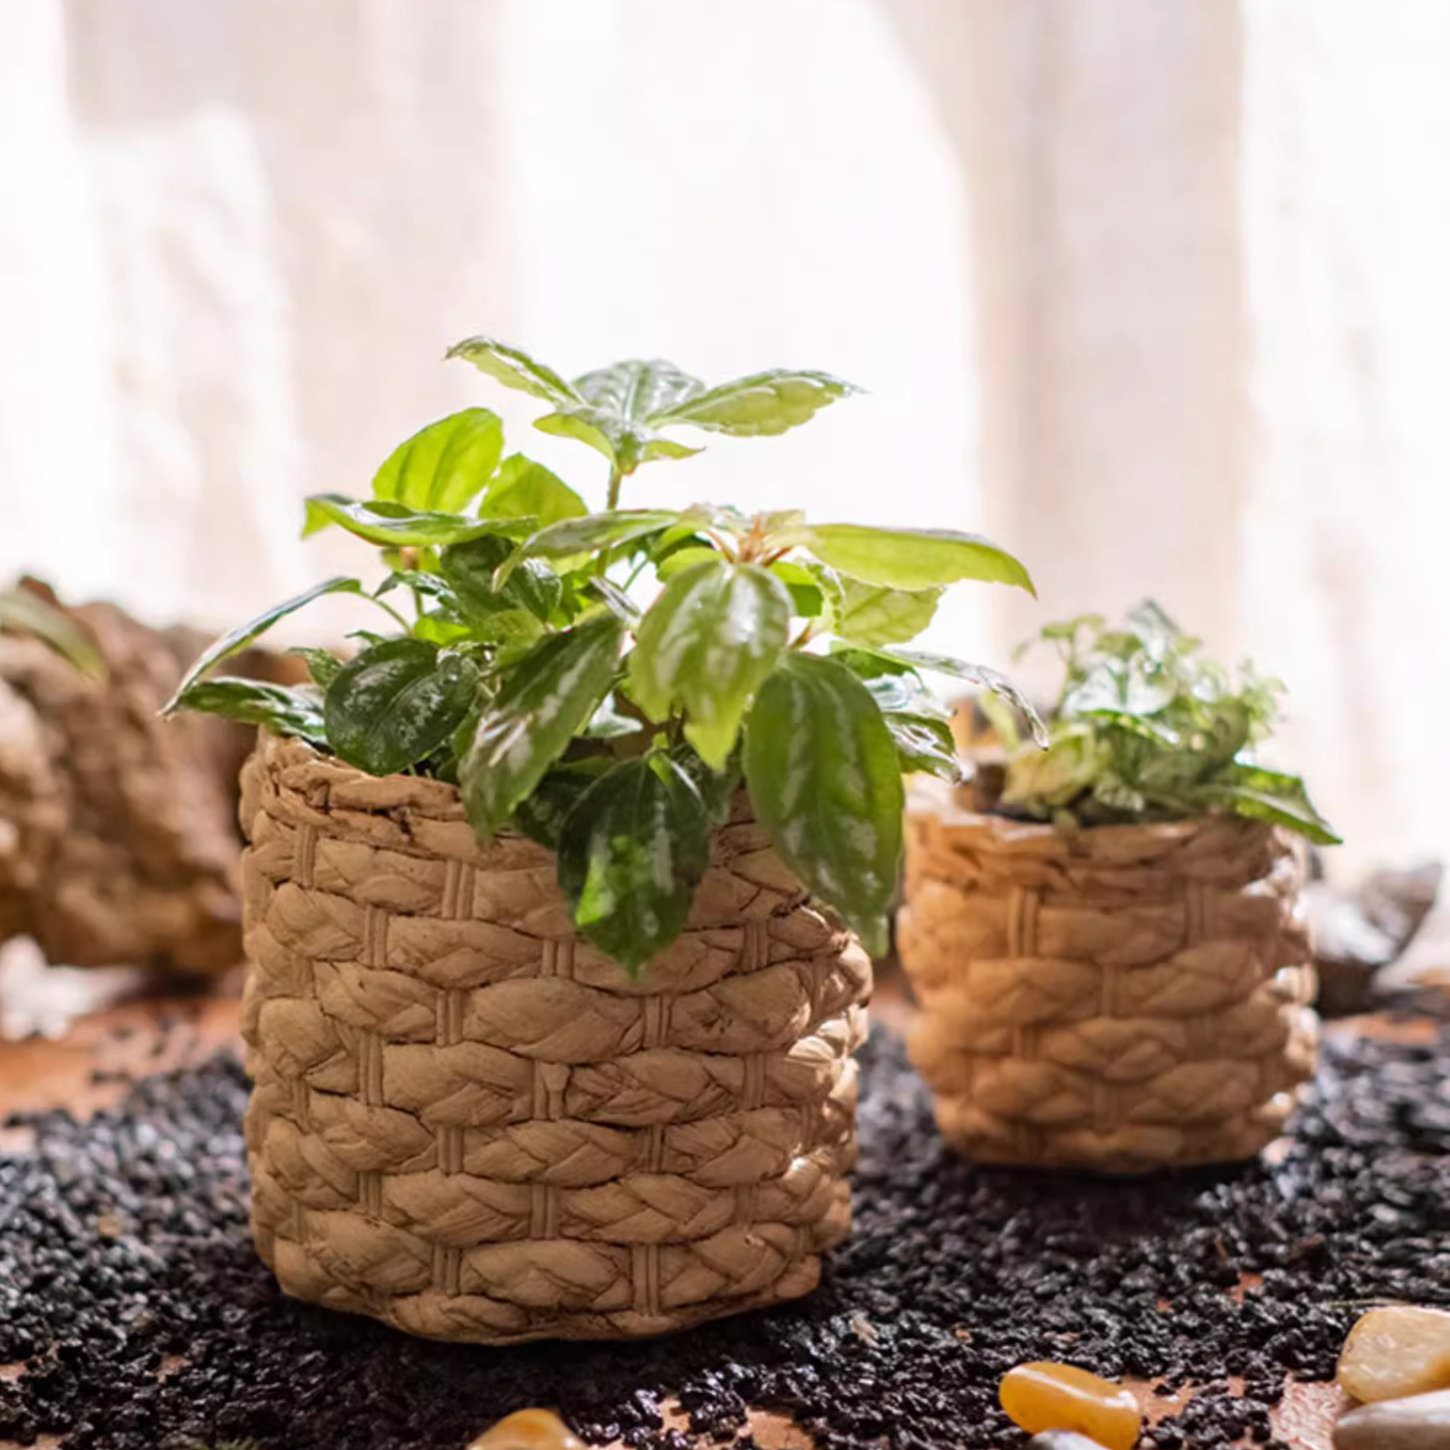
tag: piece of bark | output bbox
[1310,863,1443,1016]
[0,585,293,974]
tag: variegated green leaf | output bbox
[863,644,1047,747]
[628,559,791,769]
[324,638,479,776]
[557,752,711,976]
[164,576,366,712]
[829,647,963,783]
[171,677,327,747]
[459,615,624,838]
[742,653,903,956]
[507,510,684,581]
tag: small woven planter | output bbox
[237,733,869,1344]
[899,781,1317,1173]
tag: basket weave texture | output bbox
[899,782,1317,1172]
[238,733,870,1343]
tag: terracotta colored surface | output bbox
[3,973,1441,1449]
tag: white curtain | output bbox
[2,0,1447,875]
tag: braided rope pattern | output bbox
[239,734,870,1342]
[899,783,1317,1172]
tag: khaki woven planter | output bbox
[237,732,870,1343]
[899,781,1317,1173]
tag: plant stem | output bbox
[606,465,624,512]
[366,594,412,633]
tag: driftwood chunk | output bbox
[0,585,285,974]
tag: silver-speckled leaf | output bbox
[324,638,479,777]
[742,652,903,956]
[557,753,711,976]
[628,558,791,769]
[459,615,624,839]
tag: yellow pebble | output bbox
[466,1408,583,1450]
[1000,1362,1141,1450]
[1337,1306,1450,1404]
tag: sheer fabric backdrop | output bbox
[2,0,1446,874]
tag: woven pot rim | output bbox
[907,777,1275,852]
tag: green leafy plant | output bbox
[166,336,1040,972]
[985,601,1339,845]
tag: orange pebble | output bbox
[999,1362,1141,1450]
[466,1408,583,1450]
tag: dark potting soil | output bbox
[2,1029,1448,1450]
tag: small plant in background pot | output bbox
[901,602,1338,1174]
[987,601,1338,845]
[167,334,1037,1342]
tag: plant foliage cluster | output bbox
[988,601,1339,844]
[168,337,1039,973]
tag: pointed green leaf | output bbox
[628,559,791,768]
[511,757,614,850]
[650,369,859,437]
[511,510,684,572]
[584,576,642,624]
[303,495,523,548]
[742,653,904,956]
[656,545,723,580]
[324,638,479,777]
[834,577,943,646]
[459,615,624,838]
[370,408,503,514]
[173,678,327,747]
[1194,764,1341,846]
[557,753,711,976]
[446,335,581,405]
[801,523,1036,596]
[863,644,1047,748]
[441,535,562,624]
[478,454,588,527]
[536,359,703,472]
[164,576,365,713]
[766,559,826,617]
[670,742,741,827]
[882,713,963,782]
[287,646,343,689]
[532,409,618,465]
[829,646,961,781]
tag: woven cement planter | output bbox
[237,732,870,1343]
[899,781,1317,1173]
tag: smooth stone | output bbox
[1338,1307,1450,1403]
[999,1361,1141,1450]
[1334,1389,1450,1449]
[1028,1434,1112,1449]
[466,1409,583,1450]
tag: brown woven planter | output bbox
[237,732,870,1343]
[899,781,1317,1173]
